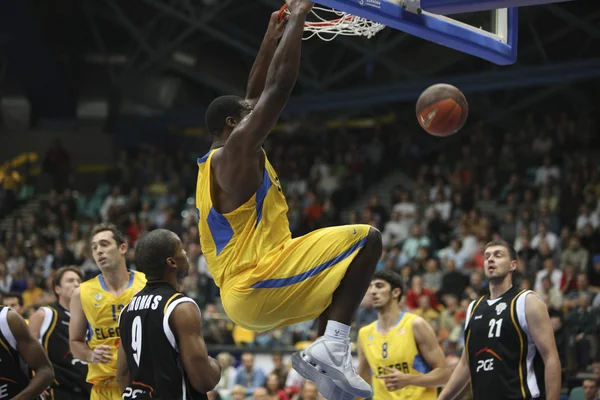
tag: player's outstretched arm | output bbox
[525,293,561,400]
[116,341,131,392]
[171,301,222,393]
[28,308,46,340]
[222,0,313,157]
[246,12,289,107]
[7,309,54,400]
[437,349,471,400]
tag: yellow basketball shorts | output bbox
[222,224,371,331]
[90,379,122,400]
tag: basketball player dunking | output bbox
[117,229,221,399]
[357,270,450,400]
[195,1,381,398]
[69,224,147,400]
[438,240,561,400]
[29,266,92,399]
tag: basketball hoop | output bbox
[278,4,385,41]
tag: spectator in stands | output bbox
[270,353,288,391]
[532,222,558,251]
[438,259,469,299]
[215,352,237,396]
[464,271,487,301]
[535,256,563,292]
[406,275,438,310]
[231,385,247,400]
[536,276,564,311]
[570,378,599,400]
[253,387,269,400]
[565,273,596,311]
[561,236,590,271]
[422,258,443,292]
[265,373,289,400]
[566,295,598,371]
[292,381,318,400]
[235,353,266,394]
[0,262,12,294]
[402,224,430,260]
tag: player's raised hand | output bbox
[269,11,289,39]
[91,345,113,364]
[378,366,412,392]
[285,0,314,15]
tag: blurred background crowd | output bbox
[1,111,599,400]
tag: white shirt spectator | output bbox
[534,165,560,186]
[382,218,409,248]
[534,268,563,292]
[393,202,417,218]
[531,231,558,251]
[576,211,599,231]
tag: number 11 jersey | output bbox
[118,282,208,400]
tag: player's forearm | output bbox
[543,354,561,400]
[406,366,452,388]
[438,359,470,400]
[12,364,54,400]
[246,33,278,101]
[70,339,93,363]
[264,11,306,94]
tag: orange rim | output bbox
[278,4,350,27]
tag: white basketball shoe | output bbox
[291,336,373,399]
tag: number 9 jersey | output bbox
[118,282,209,400]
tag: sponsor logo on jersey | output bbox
[95,293,102,301]
[476,358,495,372]
[495,302,507,315]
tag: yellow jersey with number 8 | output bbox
[80,270,146,384]
[358,312,437,400]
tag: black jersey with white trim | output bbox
[0,306,31,399]
[39,303,91,395]
[118,282,209,400]
[464,286,546,400]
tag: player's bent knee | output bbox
[365,227,383,255]
[367,227,382,245]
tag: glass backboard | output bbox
[309,0,517,65]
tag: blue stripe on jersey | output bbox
[255,168,272,227]
[197,152,211,164]
[207,207,234,255]
[412,354,432,374]
[99,271,135,290]
[377,312,405,332]
[250,237,367,289]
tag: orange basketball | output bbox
[416,84,468,137]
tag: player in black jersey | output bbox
[0,305,54,399]
[29,266,92,399]
[439,240,561,400]
[117,229,221,399]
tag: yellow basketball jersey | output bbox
[358,312,437,400]
[80,270,146,384]
[195,149,291,293]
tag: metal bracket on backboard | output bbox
[400,0,422,14]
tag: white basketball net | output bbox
[282,5,386,41]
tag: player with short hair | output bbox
[357,270,451,400]
[438,240,562,400]
[29,266,92,399]
[117,229,220,399]
[0,305,54,399]
[2,292,25,317]
[196,1,381,398]
[69,223,146,400]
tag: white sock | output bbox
[324,320,351,341]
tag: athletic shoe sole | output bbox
[291,351,372,398]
